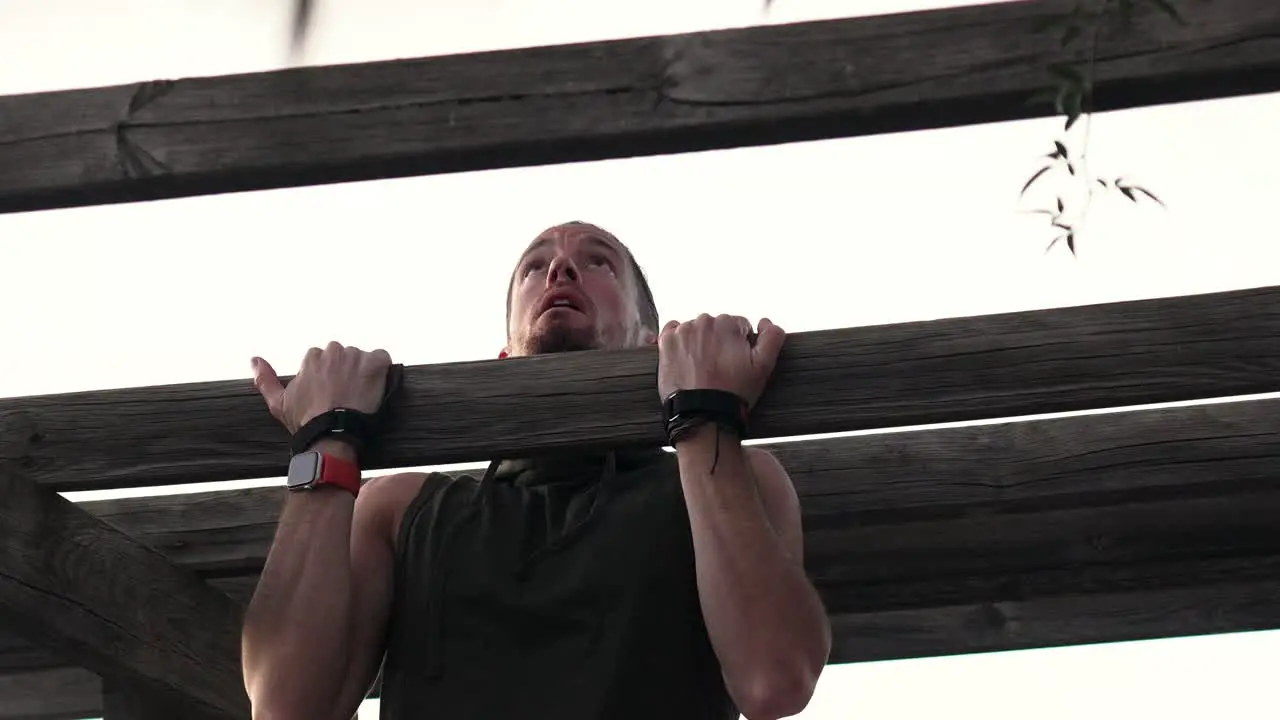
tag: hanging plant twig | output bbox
[1020,0,1184,256]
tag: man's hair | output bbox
[505,222,659,338]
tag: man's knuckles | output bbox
[664,314,753,338]
[302,342,392,366]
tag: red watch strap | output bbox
[316,452,362,496]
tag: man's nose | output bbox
[547,255,581,285]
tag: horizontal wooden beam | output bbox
[4,285,1280,493]
[831,562,1280,663]
[102,678,229,720]
[0,668,100,720]
[0,467,249,719]
[5,395,1280,689]
[1,0,1277,214]
[9,555,1280,720]
[73,396,1280,577]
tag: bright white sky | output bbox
[2,0,1279,718]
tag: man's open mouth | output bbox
[540,293,586,316]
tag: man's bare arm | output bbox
[657,315,830,720]
[240,346,420,720]
[242,442,423,720]
[676,431,831,720]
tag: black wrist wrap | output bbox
[290,364,405,458]
[662,388,749,447]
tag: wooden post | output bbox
[103,679,235,720]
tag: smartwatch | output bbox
[286,450,362,496]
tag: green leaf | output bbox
[1119,186,1138,202]
[1054,141,1069,158]
[1021,165,1053,196]
[1064,88,1084,130]
[1132,185,1167,207]
[1067,232,1076,255]
[1057,197,1065,212]
[1097,178,1109,188]
[1147,0,1187,24]
[1066,161,1076,176]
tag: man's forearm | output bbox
[676,427,830,719]
[242,441,357,720]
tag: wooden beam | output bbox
[5,395,1280,683]
[10,555,1280,719]
[103,679,227,720]
[5,285,1280,493]
[71,396,1280,576]
[0,467,249,719]
[830,566,1280,663]
[0,667,100,720]
[1,0,1276,214]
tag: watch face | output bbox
[287,451,321,490]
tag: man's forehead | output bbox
[522,222,624,255]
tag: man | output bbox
[241,221,831,720]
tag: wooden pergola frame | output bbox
[1,0,1279,717]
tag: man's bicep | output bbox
[745,448,806,564]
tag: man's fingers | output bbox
[752,317,786,370]
[251,357,286,416]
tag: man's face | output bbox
[505,222,648,357]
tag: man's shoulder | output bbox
[356,470,475,544]
[359,468,486,507]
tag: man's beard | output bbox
[526,323,600,355]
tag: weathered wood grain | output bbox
[73,396,1280,575]
[0,467,249,720]
[1,0,1276,213]
[0,667,100,720]
[4,395,1280,687]
[4,285,1280,493]
[830,569,1280,663]
[103,678,228,720]
[9,555,1280,719]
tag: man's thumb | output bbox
[251,357,285,415]
[752,318,786,370]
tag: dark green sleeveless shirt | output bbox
[379,447,737,720]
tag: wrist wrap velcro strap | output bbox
[290,364,405,457]
[663,388,749,446]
